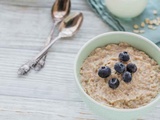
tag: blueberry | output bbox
[127,63,137,73]
[123,71,132,83]
[114,62,125,73]
[119,51,130,62]
[108,78,120,89]
[98,66,111,78]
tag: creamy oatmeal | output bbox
[80,42,160,109]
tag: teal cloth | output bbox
[87,0,160,47]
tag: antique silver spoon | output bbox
[34,0,71,71]
[18,13,83,75]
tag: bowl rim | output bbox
[74,31,160,112]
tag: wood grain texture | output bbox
[0,0,159,120]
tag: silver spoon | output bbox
[18,12,83,75]
[34,0,71,71]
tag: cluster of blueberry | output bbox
[98,51,137,89]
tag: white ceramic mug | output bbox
[105,0,148,19]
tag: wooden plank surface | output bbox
[0,0,159,120]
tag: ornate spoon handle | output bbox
[34,21,59,71]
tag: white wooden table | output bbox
[0,0,159,120]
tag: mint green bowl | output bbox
[74,32,160,120]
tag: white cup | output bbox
[105,0,148,19]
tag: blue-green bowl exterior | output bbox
[74,32,160,120]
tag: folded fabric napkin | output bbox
[87,0,160,47]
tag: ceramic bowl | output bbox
[105,0,148,19]
[74,32,160,120]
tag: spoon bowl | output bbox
[52,0,71,21]
[59,12,83,38]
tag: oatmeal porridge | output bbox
[80,42,160,109]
